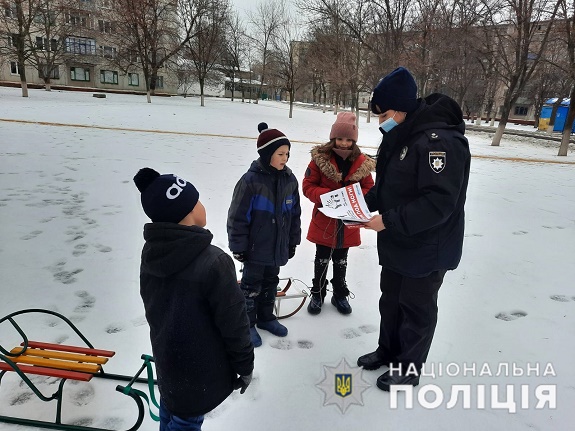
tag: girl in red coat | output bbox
[302,112,375,315]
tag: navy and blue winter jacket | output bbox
[365,93,471,277]
[227,159,301,267]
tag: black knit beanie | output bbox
[371,67,418,114]
[134,167,199,223]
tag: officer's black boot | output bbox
[331,257,352,315]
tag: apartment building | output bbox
[0,0,177,94]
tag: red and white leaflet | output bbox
[318,183,372,223]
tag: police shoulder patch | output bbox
[429,151,446,173]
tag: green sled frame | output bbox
[0,309,159,431]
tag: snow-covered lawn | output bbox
[0,87,574,431]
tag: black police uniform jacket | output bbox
[227,159,301,267]
[365,93,471,277]
[140,223,254,417]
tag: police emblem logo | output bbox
[399,146,408,160]
[429,151,446,173]
[316,358,371,413]
[335,374,352,397]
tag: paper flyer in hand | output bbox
[318,183,372,226]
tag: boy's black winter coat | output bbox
[140,223,254,417]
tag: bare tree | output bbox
[487,0,562,146]
[113,0,208,103]
[0,0,42,97]
[272,10,305,118]
[221,11,248,101]
[246,0,285,103]
[26,0,75,91]
[183,0,229,106]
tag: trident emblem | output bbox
[335,374,352,397]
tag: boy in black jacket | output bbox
[134,167,254,431]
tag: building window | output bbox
[99,45,117,58]
[66,13,90,28]
[98,20,114,33]
[100,69,118,84]
[70,67,90,81]
[36,37,58,51]
[34,11,56,25]
[514,106,528,116]
[153,76,164,89]
[65,37,96,55]
[9,33,20,47]
[10,61,20,75]
[128,50,140,64]
[128,73,139,86]
[40,64,60,79]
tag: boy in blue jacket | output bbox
[227,123,302,347]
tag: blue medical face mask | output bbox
[379,111,398,133]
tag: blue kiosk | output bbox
[541,98,574,133]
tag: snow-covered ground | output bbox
[0,87,574,431]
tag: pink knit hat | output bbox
[330,112,358,142]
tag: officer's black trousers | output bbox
[377,267,446,372]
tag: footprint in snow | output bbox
[340,328,362,339]
[67,382,95,406]
[495,311,527,321]
[549,295,571,302]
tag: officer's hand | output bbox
[363,215,385,232]
[234,373,253,394]
[288,246,296,259]
[233,252,246,262]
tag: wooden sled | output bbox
[0,309,159,431]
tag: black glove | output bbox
[234,372,252,394]
[233,252,246,262]
[288,246,296,259]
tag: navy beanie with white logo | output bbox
[371,66,418,115]
[134,167,199,223]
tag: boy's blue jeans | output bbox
[160,402,204,431]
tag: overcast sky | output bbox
[229,0,297,19]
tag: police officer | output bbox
[358,67,471,391]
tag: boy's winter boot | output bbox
[250,326,262,347]
[331,257,352,315]
[255,283,288,336]
[308,257,329,315]
[257,319,288,337]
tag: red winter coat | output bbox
[303,145,375,249]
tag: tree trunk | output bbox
[200,79,205,107]
[18,61,28,97]
[146,90,152,103]
[491,102,512,146]
[21,79,29,97]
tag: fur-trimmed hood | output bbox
[310,145,375,184]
